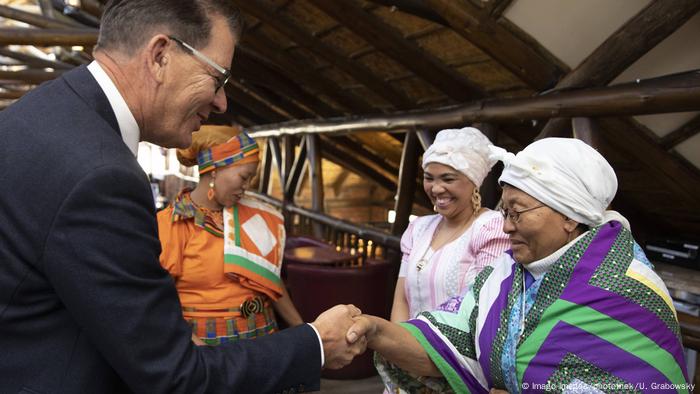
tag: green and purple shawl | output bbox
[378,221,690,393]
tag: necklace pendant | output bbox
[416,259,426,271]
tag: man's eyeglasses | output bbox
[500,205,545,224]
[168,35,231,93]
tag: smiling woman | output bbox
[157,124,304,345]
[362,137,689,394]
[390,127,510,324]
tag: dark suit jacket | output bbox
[0,66,320,393]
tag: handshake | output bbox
[310,304,376,369]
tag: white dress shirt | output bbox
[87,61,140,157]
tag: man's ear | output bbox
[144,34,171,83]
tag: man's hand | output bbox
[311,304,367,369]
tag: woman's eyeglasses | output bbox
[500,205,545,223]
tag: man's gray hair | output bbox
[97,0,242,54]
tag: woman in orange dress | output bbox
[157,125,303,345]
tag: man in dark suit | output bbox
[0,1,365,393]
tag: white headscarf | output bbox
[489,137,630,229]
[422,127,497,187]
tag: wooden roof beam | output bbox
[660,114,700,150]
[240,34,375,114]
[234,48,340,118]
[231,0,415,110]
[0,90,25,99]
[224,84,290,124]
[309,0,484,101]
[0,69,64,84]
[538,0,700,138]
[235,81,316,120]
[248,70,700,137]
[561,0,700,89]
[0,5,78,29]
[391,131,419,236]
[0,48,74,70]
[421,0,561,90]
[364,0,448,26]
[0,28,97,46]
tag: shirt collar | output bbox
[87,61,140,157]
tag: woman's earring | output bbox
[471,189,481,212]
[433,204,438,212]
[207,171,216,201]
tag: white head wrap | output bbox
[422,127,497,187]
[489,138,629,229]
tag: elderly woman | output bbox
[352,138,689,393]
[392,127,510,323]
[158,125,303,346]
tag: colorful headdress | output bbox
[196,132,259,175]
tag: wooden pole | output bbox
[258,139,272,195]
[0,28,98,46]
[391,131,419,236]
[422,0,560,90]
[249,70,700,138]
[306,134,325,238]
[0,69,64,84]
[285,137,307,203]
[572,117,601,148]
[0,48,74,70]
[0,90,26,99]
[249,191,401,250]
[660,115,700,150]
[0,5,77,29]
[473,123,501,209]
[537,0,700,138]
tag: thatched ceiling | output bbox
[1,0,699,240]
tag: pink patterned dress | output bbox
[399,210,510,318]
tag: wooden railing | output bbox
[249,192,401,265]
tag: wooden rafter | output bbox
[306,134,325,236]
[421,0,561,90]
[268,137,283,184]
[285,137,307,201]
[248,70,700,137]
[538,0,700,137]
[660,115,700,150]
[364,0,448,26]
[563,0,700,89]
[485,0,514,18]
[0,69,63,84]
[241,33,374,113]
[0,90,25,99]
[78,0,105,18]
[238,82,315,120]
[391,131,419,236]
[599,117,700,202]
[310,0,484,101]
[224,84,290,123]
[258,139,273,194]
[0,48,73,70]
[0,28,97,46]
[235,49,340,118]
[231,0,415,110]
[0,5,77,29]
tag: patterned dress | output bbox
[378,221,690,393]
[400,210,510,319]
[157,190,283,345]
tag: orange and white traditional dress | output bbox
[157,190,286,345]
